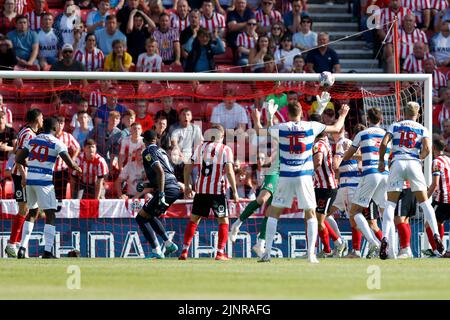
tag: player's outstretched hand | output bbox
[315,91,331,115]
[378,161,385,173]
[339,104,350,117]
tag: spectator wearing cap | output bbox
[305,32,341,73]
[184,27,225,72]
[255,0,283,36]
[126,11,155,64]
[211,89,249,130]
[71,139,109,199]
[152,12,182,65]
[293,15,317,51]
[226,0,256,50]
[37,13,63,70]
[53,0,82,46]
[86,0,111,33]
[7,15,39,69]
[236,17,258,66]
[283,0,303,34]
[104,39,133,71]
[274,33,301,73]
[431,21,450,66]
[94,88,128,124]
[95,14,127,55]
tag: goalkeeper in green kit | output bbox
[230,99,280,258]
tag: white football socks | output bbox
[420,200,439,235]
[20,221,34,249]
[382,201,396,240]
[354,213,380,246]
[43,224,56,252]
[264,217,278,257]
[326,215,342,238]
[307,217,318,258]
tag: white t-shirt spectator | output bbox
[293,30,318,50]
[119,161,147,196]
[274,47,302,72]
[211,102,249,129]
[431,31,450,65]
[171,124,203,163]
[70,113,94,130]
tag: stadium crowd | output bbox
[0,0,450,201]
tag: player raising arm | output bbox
[15,117,82,259]
[259,102,349,264]
[378,102,444,259]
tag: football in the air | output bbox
[319,71,335,88]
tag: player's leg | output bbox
[17,185,41,259]
[37,185,59,258]
[365,201,383,241]
[345,215,362,258]
[298,176,319,263]
[315,189,332,257]
[324,189,346,257]
[179,194,208,260]
[136,196,166,258]
[6,174,28,257]
[212,195,230,260]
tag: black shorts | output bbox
[192,194,228,218]
[433,201,450,223]
[315,188,337,215]
[363,200,379,221]
[12,174,26,202]
[143,187,182,217]
[395,188,417,218]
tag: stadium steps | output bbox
[308,3,348,14]
[308,13,354,23]
[313,22,359,32]
[334,49,374,59]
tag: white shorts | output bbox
[26,184,57,210]
[333,186,356,213]
[272,176,316,210]
[352,173,387,209]
[387,160,427,192]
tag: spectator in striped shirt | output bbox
[126,10,155,63]
[26,0,47,31]
[104,39,133,71]
[431,21,450,66]
[54,116,80,201]
[255,0,283,36]
[226,0,256,49]
[86,0,111,33]
[401,0,432,30]
[402,41,432,73]
[71,139,109,199]
[89,79,111,109]
[152,12,181,65]
[118,121,144,171]
[72,110,93,148]
[200,0,226,38]
[433,87,450,133]
[0,94,14,128]
[236,17,258,66]
[74,33,105,71]
[136,37,162,72]
[170,0,190,33]
[377,0,412,41]
[183,27,225,72]
[422,56,447,103]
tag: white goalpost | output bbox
[0,71,433,182]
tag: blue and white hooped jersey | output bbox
[335,137,360,187]
[387,120,429,162]
[24,133,68,186]
[352,126,390,176]
[270,121,326,178]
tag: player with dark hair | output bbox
[425,138,450,257]
[135,130,180,259]
[16,117,82,259]
[179,124,240,261]
[5,108,43,258]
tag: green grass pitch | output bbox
[0,258,449,300]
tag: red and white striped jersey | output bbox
[89,89,107,108]
[255,8,283,29]
[430,0,448,11]
[15,0,27,15]
[26,10,44,31]
[74,47,105,71]
[236,32,257,49]
[379,7,412,33]
[438,106,450,132]
[170,12,190,33]
[136,52,162,72]
[2,105,13,126]
[389,28,428,59]
[11,126,37,176]
[401,0,431,24]
[191,141,234,195]
[432,155,450,203]
[73,152,109,185]
[313,137,337,189]
[403,52,433,72]
[119,136,145,166]
[200,13,226,33]
[54,131,80,172]
[431,69,447,96]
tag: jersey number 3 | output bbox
[399,130,417,149]
[30,144,49,162]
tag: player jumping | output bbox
[179,124,240,261]
[135,130,180,259]
[15,117,82,259]
[258,102,350,264]
[378,102,444,259]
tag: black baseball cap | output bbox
[142,130,158,142]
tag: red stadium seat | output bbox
[7,102,28,121]
[30,103,57,117]
[195,83,224,98]
[80,9,90,24]
[216,64,242,73]
[147,102,163,115]
[214,47,234,65]
[137,83,165,97]
[115,84,135,98]
[0,87,19,101]
[48,8,63,16]
[20,82,50,100]
[203,101,218,120]
[161,63,184,73]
